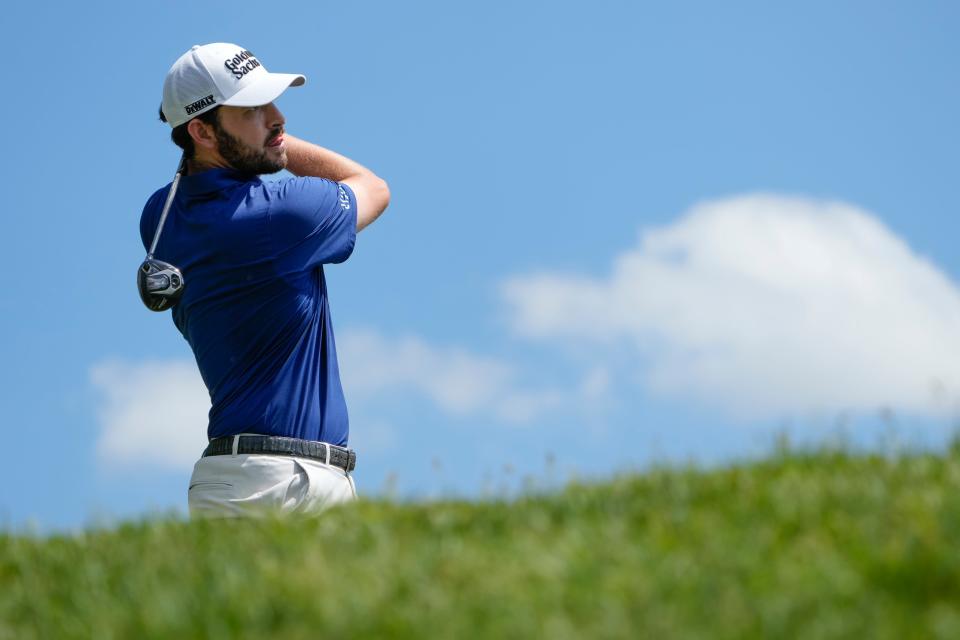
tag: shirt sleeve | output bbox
[268,177,358,272]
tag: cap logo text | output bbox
[224,50,261,80]
[184,94,216,115]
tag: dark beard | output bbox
[214,122,286,176]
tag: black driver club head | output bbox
[137,258,185,311]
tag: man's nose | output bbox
[265,102,285,128]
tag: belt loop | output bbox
[231,434,240,457]
[324,444,330,466]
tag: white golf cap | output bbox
[161,43,305,128]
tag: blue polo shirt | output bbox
[139,168,357,446]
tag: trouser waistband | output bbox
[202,435,357,472]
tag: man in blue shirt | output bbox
[141,43,390,517]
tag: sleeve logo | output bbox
[337,185,351,210]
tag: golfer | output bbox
[140,43,390,518]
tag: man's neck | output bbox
[187,154,231,176]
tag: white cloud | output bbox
[338,328,563,423]
[579,366,612,401]
[90,359,209,470]
[345,419,399,456]
[502,193,960,417]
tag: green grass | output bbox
[5,446,960,639]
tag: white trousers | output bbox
[188,443,357,519]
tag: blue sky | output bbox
[2,1,959,530]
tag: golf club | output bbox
[138,154,187,311]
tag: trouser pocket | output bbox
[188,481,237,518]
[188,481,233,490]
[298,459,357,510]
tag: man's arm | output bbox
[283,134,391,232]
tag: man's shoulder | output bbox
[144,183,171,207]
[266,174,340,194]
[263,176,344,213]
[139,184,172,232]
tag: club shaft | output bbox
[147,155,187,258]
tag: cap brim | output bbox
[221,72,306,107]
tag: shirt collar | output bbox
[179,167,261,195]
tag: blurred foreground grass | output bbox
[5,446,960,639]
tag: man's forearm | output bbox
[283,134,371,181]
[284,134,391,232]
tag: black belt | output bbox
[203,435,357,472]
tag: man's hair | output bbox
[158,105,222,159]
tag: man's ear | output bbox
[187,118,218,151]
